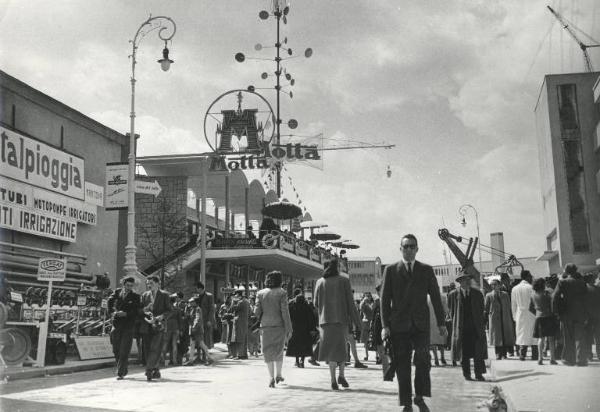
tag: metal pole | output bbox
[200,159,208,285]
[275,6,282,198]
[123,16,177,278]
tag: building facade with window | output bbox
[347,257,382,300]
[534,72,600,274]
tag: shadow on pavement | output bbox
[282,384,396,396]
[493,371,552,383]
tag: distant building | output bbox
[534,72,600,273]
[347,257,382,300]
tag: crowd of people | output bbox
[107,234,599,412]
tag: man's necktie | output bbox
[407,262,412,278]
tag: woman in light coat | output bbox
[484,279,515,360]
[255,271,293,388]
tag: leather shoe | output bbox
[331,381,339,390]
[354,361,368,368]
[308,359,320,366]
[116,375,124,380]
[475,374,486,381]
[402,406,413,412]
[414,397,430,412]
[463,375,473,381]
[337,376,349,388]
[275,376,284,384]
[268,378,275,388]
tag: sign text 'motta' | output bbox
[209,143,321,171]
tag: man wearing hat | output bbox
[194,281,216,361]
[447,271,487,381]
[107,276,141,380]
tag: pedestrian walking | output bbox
[194,281,216,360]
[428,295,447,366]
[583,273,600,361]
[380,234,446,411]
[162,293,182,366]
[511,271,538,360]
[359,292,375,361]
[315,257,362,390]
[529,277,558,365]
[254,271,293,388]
[231,289,250,359]
[185,296,214,366]
[484,279,515,360]
[552,263,589,366]
[140,275,172,381]
[448,272,487,381]
[107,276,140,380]
[286,289,317,368]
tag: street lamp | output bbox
[458,203,483,289]
[123,16,177,279]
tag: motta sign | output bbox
[37,257,67,282]
[209,143,321,171]
[1,126,85,200]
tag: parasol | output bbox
[311,230,341,241]
[262,200,303,220]
[340,241,360,250]
[300,221,328,229]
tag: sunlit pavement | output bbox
[0,345,492,412]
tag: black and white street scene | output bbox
[1,1,600,411]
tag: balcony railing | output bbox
[208,230,333,266]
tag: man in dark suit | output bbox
[195,282,216,358]
[107,276,141,380]
[140,275,173,381]
[448,272,487,381]
[381,234,446,412]
[552,263,589,366]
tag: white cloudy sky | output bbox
[1,0,598,266]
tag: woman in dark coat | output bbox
[484,279,515,360]
[314,257,361,390]
[286,289,317,367]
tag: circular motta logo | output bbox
[204,89,275,154]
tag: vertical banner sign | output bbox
[105,162,129,210]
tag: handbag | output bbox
[250,314,262,332]
[382,337,396,382]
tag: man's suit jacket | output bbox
[552,276,588,322]
[197,292,216,326]
[139,289,172,334]
[107,288,141,329]
[380,260,444,333]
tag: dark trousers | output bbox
[584,318,600,360]
[519,345,539,360]
[111,327,133,377]
[494,346,509,358]
[391,326,430,407]
[562,319,586,365]
[461,358,486,377]
[143,332,165,373]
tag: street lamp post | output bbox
[459,203,483,289]
[123,16,176,279]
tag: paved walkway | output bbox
[491,357,600,412]
[1,345,492,412]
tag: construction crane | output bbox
[547,5,600,72]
